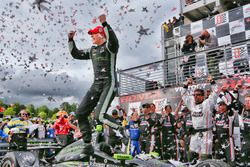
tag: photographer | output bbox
[199,30,220,78]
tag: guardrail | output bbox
[118,40,250,96]
[0,143,9,161]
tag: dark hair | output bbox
[164,105,172,110]
[185,35,193,44]
[142,103,150,109]
[194,89,205,96]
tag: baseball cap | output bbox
[88,26,106,38]
[112,109,118,115]
[217,101,227,106]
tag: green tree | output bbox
[70,103,78,113]
[4,107,16,116]
[38,111,47,119]
[60,102,70,112]
[51,113,58,120]
[48,107,59,118]
[37,105,49,115]
[12,103,21,114]
[26,104,36,117]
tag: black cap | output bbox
[218,101,227,106]
[112,109,118,115]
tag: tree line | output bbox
[0,100,78,120]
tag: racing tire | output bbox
[1,153,18,167]
[195,159,230,167]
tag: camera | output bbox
[199,35,205,40]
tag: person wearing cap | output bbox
[68,14,119,155]
[138,103,156,154]
[104,109,123,149]
[213,101,235,166]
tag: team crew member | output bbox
[213,101,235,166]
[138,103,156,154]
[160,104,176,160]
[181,76,218,162]
[68,14,119,154]
[239,94,250,166]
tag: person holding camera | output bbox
[199,30,220,78]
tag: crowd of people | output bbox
[162,13,184,34]
[0,75,250,166]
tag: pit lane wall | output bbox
[119,75,250,115]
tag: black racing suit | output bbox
[68,21,119,143]
[138,113,155,154]
[160,113,176,160]
[240,110,250,166]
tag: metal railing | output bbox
[0,143,9,161]
[118,40,250,96]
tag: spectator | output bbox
[0,118,9,142]
[172,16,180,27]
[181,34,197,79]
[181,76,217,163]
[168,19,173,30]
[179,13,184,25]
[46,122,55,138]
[162,22,169,33]
[4,109,32,135]
[185,0,193,5]
[53,111,79,146]
[199,30,220,78]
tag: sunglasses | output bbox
[21,113,28,116]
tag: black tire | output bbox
[195,159,230,167]
[1,153,18,167]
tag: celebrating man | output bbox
[68,14,119,155]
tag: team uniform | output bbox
[213,110,235,164]
[160,113,176,160]
[181,83,217,156]
[127,120,141,157]
[239,110,250,166]
[138,113,155,154]
[68,21,119,143]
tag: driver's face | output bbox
[91,33,103,45]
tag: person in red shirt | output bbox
[54,111,80,145]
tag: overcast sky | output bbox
[0,0,180,108]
